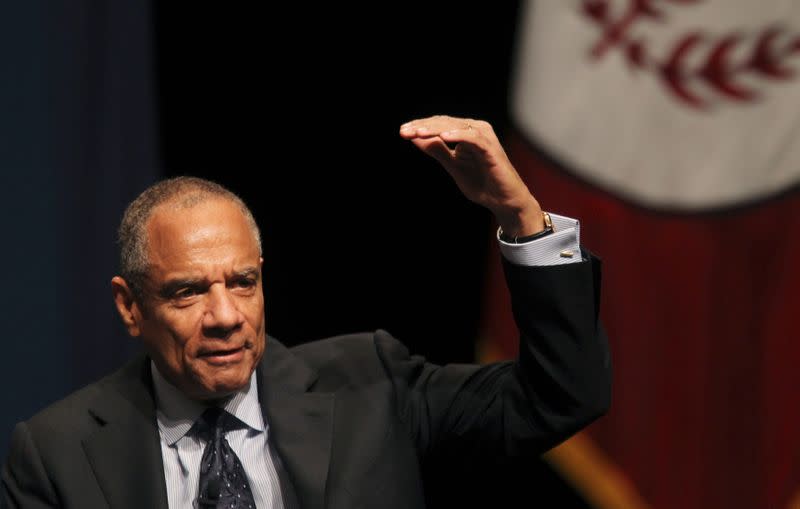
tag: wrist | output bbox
[498,211,554,243]
[494,196,544,237]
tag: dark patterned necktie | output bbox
[194,407,257,508]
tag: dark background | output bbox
[154,5,519,362]
[1,2,589,506]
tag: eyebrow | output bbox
[232,267,260,280]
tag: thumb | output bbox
[411,137,453,167]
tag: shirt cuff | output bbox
[497,212,581,266]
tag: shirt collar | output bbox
[151,360,266,446]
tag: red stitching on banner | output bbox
[581,0,800,110]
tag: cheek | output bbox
[242,298,266,354]
[241,294,265,329]
[143,309,204,361]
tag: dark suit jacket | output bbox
[2,256,611,509]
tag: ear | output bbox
[111,276,143,337]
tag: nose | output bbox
[202,284,244,337]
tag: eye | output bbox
[174,286,200,300]
[234,277,256,288]
[231,277,257,291]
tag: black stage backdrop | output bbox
[154,4,517,363]
[1,3,590,506]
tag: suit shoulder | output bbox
[7,379,106,473]
[289,330,415,386]
[21,356,144,441]
[290,329,411,363]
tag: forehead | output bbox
[145,197,260,276]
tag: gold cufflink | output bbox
[560,250,574,258]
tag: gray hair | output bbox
[118,176,262,299]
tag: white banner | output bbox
[512,0,800,209]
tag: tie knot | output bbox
[192,407,244,441]
[200,407,224,426]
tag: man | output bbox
[2,115,610,508]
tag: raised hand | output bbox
[400,115,545,237]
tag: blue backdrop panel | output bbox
[0,0,160,460]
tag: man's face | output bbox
[124,198,266,401]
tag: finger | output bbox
[401,124,481,141]
[399,124,423,139]
[410,137,453,166]
[439,126,488,152]
[400,115,477,138]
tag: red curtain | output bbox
[479,130,800,509]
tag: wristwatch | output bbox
[498,211,554,243]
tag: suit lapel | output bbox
[78,341,334,509]
[259,338,334,509]
[83,357,169,509]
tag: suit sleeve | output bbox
[375,251,611,460]
[2,422,60,509]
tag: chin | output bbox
[189,351,261,400]
[204,368,254,396]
